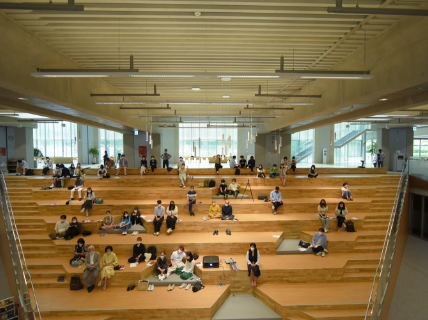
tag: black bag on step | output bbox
[235,168,240,175]
[208,180,216,188]
[25,169,34,176]
[346,220,356,232]
[55,180,62,188]
[70,275,83,290]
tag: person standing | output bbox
[311,228,328,257]
[378,149,385,168]
[221,201,234,220]
[153,200,165,236]
[166,200,178,234]
[115,154,128,176]
[270,186,283,215]
[317,199,329,232]
[140,156,148,175]
[214,154,222,174]
[41,157,52,176]
[187,186,197,216]
[246,243,261,287]
[83,245,100,293]
[150,155,157,174]
[70,175,84,200]
[229,156,238,168]
[290,156,297,174]
[372,153,378,168]
[102,151,109,166]
[247,156,256,172]
[178,163,187,188]
[239,155,247,168]
[161,149,172,168]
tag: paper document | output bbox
[130,263,138,268]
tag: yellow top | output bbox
[209,204,221,214]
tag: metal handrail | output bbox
[0,170,42,320]
[364,159,409,319]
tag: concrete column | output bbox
[387,127,414,170]
[123,133,135,168]
[0,127,6,166]
[314,125,334,164]
[280,133,291,162]
[15,127,34,167]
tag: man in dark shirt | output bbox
[187,186,197,216]
[128,237,146,263]
[239,156,247,168]
[247,156,256,172]
[161,149,172,168]
[219,179,228,199]
[221,201,235,220]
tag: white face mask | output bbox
[60,220,65,223]
[107,251,111,254]
[250,247,255,251]
[78,243,83,247]
[124,214,128,217]
[225,204,229,207]
[137,242,141,245]
[177,249,182,254]
[72,220,77,223]
[158,204,162,208]
[160,256,164,260]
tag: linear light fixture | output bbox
[120,105,170,110]
[132,115,278,118]
[96,101,146,105]
[160,125,258,129]
[255,85,321,98]
[244,107,294,111]
[266,102,314,106]
[143,121,265,125]
[327,0,428,16]
[275,55,372,79]
[91,85,159,97]
[119,101,254,105]
[0,0,83,11]
[0,113,20,117]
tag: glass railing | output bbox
[407,157,428,176]
[364,159,409,319]
[0,169,41,320]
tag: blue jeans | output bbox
[269,173,280,178]
[342,191,352,199]
[188,199,196,213]
[121,224,131,232]
[377,161,383,168]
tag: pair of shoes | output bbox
[213,230,218,235]
[322,251,326,257]
[100,233,106,237]
[179,283,187,289]
[122,231,127,235]
[167,228,172,234]
[273,212,277,215]
[131,231,138,236]
[316,252,322,256]
[203,216,208,221]
[50,184,55,188]
[167,284,175,291]
[87,285,94,293]
[57,276,64,282]
[190,212,195,216]
[148,284,155,291]
[185,283,192,290]
[154,232,159,236]
[127,285,136,291]
[226,229,231,235]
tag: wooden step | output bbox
[28,277,69,288]
[341,272,377,281]
[301,308,368,320]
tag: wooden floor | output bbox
[5,168,398,319]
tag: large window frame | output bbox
[99,129,123,159]
[413,139,428,157]
[33,122,78,158]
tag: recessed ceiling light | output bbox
[221,77,232,82]
[379,98,388,101]
[18,97,29,100]
[222,95,230,99]
[191,87,201,91]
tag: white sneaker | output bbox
[322,251,326,257]
[272,205,275,210]
[203,216,207,221]
[185,283,191,290]
[180,283,186,289]
[273,212,277,215]
[316,252,322,256]
[151,284,154,291]
[80,209,85,212]
[50,185,55,188]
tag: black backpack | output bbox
[70,275,83,290]
[208,180,216,188]
[346,220,356,232]
[25,169,34,176]
[235,168,240,175]
[82,230,92,237]
[148,246,157,260]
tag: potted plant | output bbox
[88,147,99,164]
[34,148,44,168]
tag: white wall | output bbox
[237,128,255,160]
[160,128,179,160]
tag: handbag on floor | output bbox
[138,280,149,291]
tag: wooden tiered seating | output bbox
[5,167,398,319]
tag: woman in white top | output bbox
[317,199,329,232]
[335,201,348,232]
[166,200,178,234]
[372,154,378,168]
[281,156,288,169]
[178,164,187,188]
[279,163,287,186]
[81,187,95,216]
[167,246,186,277]
[182,251,195,274]
[257,165,265,178]
[341,182,353,201]
[247,242,261,287]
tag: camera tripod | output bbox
[241,179,254,202]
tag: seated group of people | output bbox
[316,199,350,232]
[48,162,85,188]
[204,200,236,221]
[217,178,241,199]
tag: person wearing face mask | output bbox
[317,199,329,232]
[70,238,87,265]
[166,201,178,234]
[178,163,187,188]
[101,210,115,230]
[99,245,118,291]
[150,155,157,175]
[131,207,143,226]
[218,179,228,199]
[115,154,128,176]
[247,243,261,287]
[335,201,348,232]
[311,228,328,257]
[153,200,165,236]
[167,246,186,277]
[70,175,84,201]
[120,211,131,235]
[65,216,81,240]
[177,156,185,169]
[49,214,69,239]
[228,179,240,199]
[140,156,148,175]
[308,165,318,178]
[128,237,146,263]
[270,186,283,215]
[257,164,265,178]
[83,245,100,293]
[156,252,169,280]
[187,186,197,216]
[221,201,234,220]
[81,187,95,216]
[176,251,195,280]
[205,200,221,220]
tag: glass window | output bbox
[178,123,238,157]
[334,122,371,164]
[413,139,428,157]
[99,129,123,158]
[33,122,77,158]
[291,129,314,164]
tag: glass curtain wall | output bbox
[413,139,428,157]
[33,122,78,157]
[99,129,124,158]
[291,129,314,163]
[334,122,371,164]
[179,123,238,157]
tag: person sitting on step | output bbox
[115,154,128,176]
[270,186,283,215]
[83,245,100,293]
[70,175,84,201]
[247,156,256,172]
[120,211,131,235]
[98,165,109,178]
[101,210,114,230]
[177,156,186,168]
[218,179,228,199]
[69,163,76,177]
[341,182,353,201]
[335,201,348,232]
[214,154,222,174]
[178,163,187,188]
[176,251,195,280]
[16,159,29,176]
[153,200,165,236]
[206,200,221,220]
[229,155,238,168]
[50,164,61,188]
[48,214,69,240]
[187,186,197,216]
[128,237,146,263]
[65,216,81,240]
[167,245,186,277]
[41,157,52,176]
[308,165,318,178]
[70,237,87,265]
[80,187,95,217]
[239,155,247,168]
[269,164,280,178]
[290,156,297,175]
[150,155,157,175]
[74,163,84,177]
[317,199,329,232]
[156,252,169,280]
[221,201,235,220]
[140,156,148,175]
[98,245,118,291]
[257,164,265,178]
[166,200,178,234]
[131,207,143,226]
[311,228,328,257]
[228,179,240,198]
